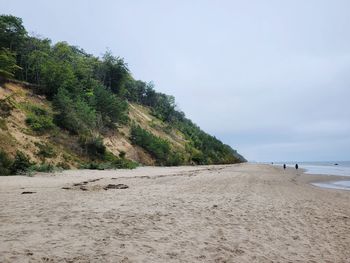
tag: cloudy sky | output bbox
[2,0,350,161]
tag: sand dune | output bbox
[0,164,349,262]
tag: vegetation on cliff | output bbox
[0,15,245,174]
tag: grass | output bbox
[0,118,7,130]
[35,142,56,159]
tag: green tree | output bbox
[92,83,128,127]
[53,88,96,134]
[0,15,27,51]
[96,50,130,96]
[0,48,21,78]
[39,43,76,98]
[0,14,246,166]
[124,80,147,103]
[17,36,51,82]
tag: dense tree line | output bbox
[1,16,128,131]
[0,15,245,166]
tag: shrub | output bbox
[80,150,138,170]
[166,152,185,166]
[0,118,7,130]
[31,106,48,116]
[79,136,106,159]
[25,106,54,133]
[0,98,13,118]
[30,163,55,173]
[119,151,126,159]
[104,151,138,169]
[57,162,70,170]
[0,149,12,175]
[191,152,206,165]
[80,162,106,170]
[10,151,32,174]
[130,125,170,165]
[80,160,138,170]
[35,142,56,158]
[112,158,138,169]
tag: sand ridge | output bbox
[0,164,349,262]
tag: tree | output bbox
[0,14,246,166]
[53,88,96,134]
[16,36,51,82]
[38,42,77,98]
[96,50,130,96]
[124,80,147,103]
[0,48,21,78]
[0,15,27,51]
[92,83,128,127]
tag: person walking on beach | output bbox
[295,164,299,170]
[283,164,286,170]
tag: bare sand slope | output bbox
[0,164,349,262]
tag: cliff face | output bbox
[0,15,245,174]
[0,81,245,170]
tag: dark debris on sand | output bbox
[103,184,129,190]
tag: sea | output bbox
[274,161,350,191]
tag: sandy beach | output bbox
[0,163,349,262]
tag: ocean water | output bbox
[312,181,350,191]
[274,161,350,191]
[274,161,350,176]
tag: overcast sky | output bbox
[2,0,350,161]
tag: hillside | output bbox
[0,15,245,174]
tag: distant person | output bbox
[295,164,299,170]
[283,164,286,170]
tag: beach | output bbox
[0,164,349,262]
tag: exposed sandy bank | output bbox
[0,164,349,262]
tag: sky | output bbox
[1,0,350,162]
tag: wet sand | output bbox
[0,164,349,262]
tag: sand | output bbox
[0,164,349,262]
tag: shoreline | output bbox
[284,166,350,191]
[1,163,349,262]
